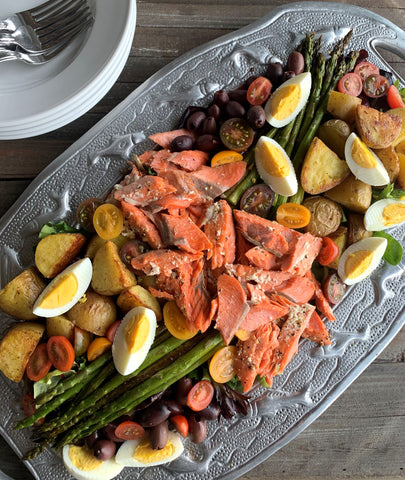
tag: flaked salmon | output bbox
[114,175,177,207]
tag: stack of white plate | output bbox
[0,0,136,139]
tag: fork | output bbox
[0,0,93,54]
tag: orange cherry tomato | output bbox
[186,380,214,412]
[276,202,311,229]
[26,343,52,382]
[209,345,237,383]
[317,237,340,266]
[170,414,189,438]
[163,301,198,340]
[114,420,145,440]
[87,337,112,362]
[387,84,405,109]
[106,320,122,343]
[47,336,75,372]
[211,150,243,167]
[93,203,124,240]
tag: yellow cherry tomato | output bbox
[163,301,198,340]
[211,150,244,167]
[209,345,237,383]
[93,203,124,240]
[87,337,112,362]
[276,202,311,229]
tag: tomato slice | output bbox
[363,74,389,98]
[209,345,237,383]
[21,393,45,426]
[211,150,244,167]
[93,203,124,240]
[76,198,102,232]
[186,380,214,412]
[219,118,254,152]
[163,301,198,340]
[106,320,122,343]
[354,61,379,81]
[26,343,52,381]
[47,336,75,372]
[87,337,112,362]
[170,414,189,438]
[322,273,347,304]
[246,76,272,106]
[276,202,311,229]
[240,184,275,218]
[317,237,339,266]
[387,84,405,109]
[337,72,363,97]
[114,420,145,440]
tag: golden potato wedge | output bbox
[355,104,402,149]
[46,315,74,342]
[387,107,405,146]
[35,233,87,278]
[91,241,137,296]
[0,267,46,320]
[373,145,399,183]
[327,226,348,270]
[301,137,350,195]
[117,285,162,322]
[85,234,128,259]
[327,90,362,124]
[0,322,45,382]
[324,174,372,213]
[67,290,117,336]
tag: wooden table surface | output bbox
[0,0,404,479]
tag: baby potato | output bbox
[316,119,351,159]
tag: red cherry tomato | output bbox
[114,421,145,440]
[363,74,389,98]
[186,380,214,412]
[47,336,75,372]
[337,72,363,97]
[322,273,347,305]
[26,343,52,381]
[387,84,405,109]
[354,61,379,81]
[170,414,189,438]
[106,320,122,344]
[246,76,272,106]
[317,237,339,266]
[21,394,45,426]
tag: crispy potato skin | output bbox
[327,90,362,124]
[0,267,45,320]
[373,145,399,183]
[117,285,162,321]
[355,105,402,149]
[35,233,87,278]
[324,174,372,214]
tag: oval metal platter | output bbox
[0,2,405,480]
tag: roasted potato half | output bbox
[85,234,128,259]
[303,196,342,237]
[327,90,361,124]
[373,145,399,183]
[355,104,402,149]
[46,315,75,342]
[387,107,405,146]
[324,174,372,214]
[117,285,162,322]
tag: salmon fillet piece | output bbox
[235,228,254,265]
[121,201,164,250]
[272,275,315,304]
[148,128,197,149]
[138,150,156,166]
[149,150,181,174]
[280,232,323,276]
[302,310,331,346]
[131,249,203,276]
[305,272,337,322]
[245,246,281,270]
[225,264,293,292]
[168,150,209,171]
[114,175,177,207]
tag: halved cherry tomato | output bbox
[93,203,124,240]
[163,301,198,340]
[317,237,339,266]
[76,197,102,232]
[87,337,112,362]
[322,272,347,304]
[219,118,254,152]
[276,202,311,229]
[170,414,189,438]
[186,380,214,412]
[387,84,405,109]
[240,184,275,218]
[337,72,363,97]
[114,420,145,440]
[106,320,122,343]
[211,150,243,167]
[354,61,379,81]
[21,394,45,426]
[209,345,237,383]
[363,74,389,98]
[47,336,75,372]
[246,76,272,106]
[26,343,52,381]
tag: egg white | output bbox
[255,135,298,196]
[33,258,92,318]
[62,444,123,480]
[337,236,387,285]
[115,431,184,467]
[364,198,405,231]
[345,133,390,186]
[264,72,311,128]
[112,306,156,375]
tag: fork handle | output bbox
[0,17,17,33]
[0,49,17,63]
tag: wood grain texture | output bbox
[0,1,404,479]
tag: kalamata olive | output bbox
[93,439,116,461]
[355,48,369,65]
[194,134,220,152]
[207,103,221,122]
[286,51,305,75]
[213,89,229,107]
[149,421,169,450]
[103,422,124,443]
[198,401,221,421]
[228,89,248,105]
[120,239,149,267]
[171,134,195,152]
[163,398,184,415]
[139,402,171,428]
[240,184,275,217]
[266,62,284,87]
[224,100,245,118]
[175,377,194,405]
[246,105,266,130]
[201,116,217,135]
[85,430,101,449]
[244,75,259,88]
[282,70,296,82]
[186,110,206,131]
[188,415,207,444]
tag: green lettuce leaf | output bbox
[38,221,79,240]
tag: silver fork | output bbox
[0,0,93,54]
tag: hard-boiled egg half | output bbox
[63,444,123,480]
[115,431,184,467]
[364,198,405,231]
[33,258,92,318]
[345,132,390,186]
[264,72,311,128]
[255,136,298,196]
[112,306,156,375]
[337,236,387,285]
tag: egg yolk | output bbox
[345,250,373,279]
[125,313,150,353]
[383,203,405,226]
[133,438,176,464]
[259,142,290,177]
[270,84,300,121]
[69,445,102,471]
[38,274,78,309]
[351,138,377,169]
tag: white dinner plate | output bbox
[0,0,136,139]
